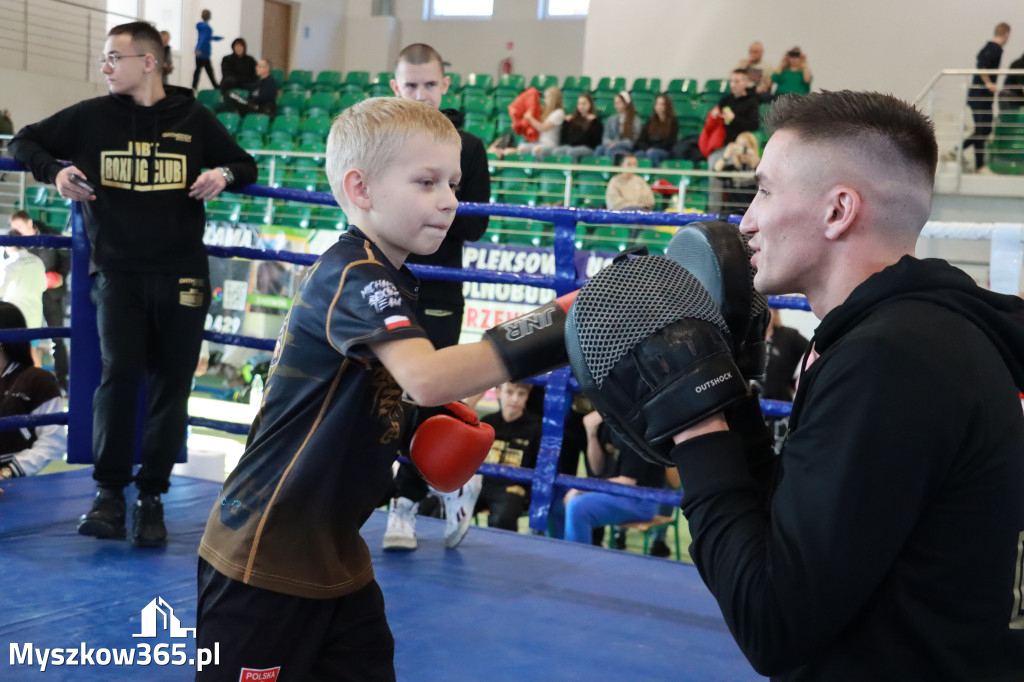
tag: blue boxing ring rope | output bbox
[0,157,803,534]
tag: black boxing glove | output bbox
[666,220,770,382]
[484,290,578,380]
[565,255,748,466]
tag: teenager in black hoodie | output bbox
[10,21,256,548]
[653,92,1024,679]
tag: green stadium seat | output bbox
[666,78,699,100]
[205,198,243,222]
[307,91,337,111]
[301,115,331,136]
[303,106,331,121]
[495,112,513,136]
[586,225,630,252]
[595,77,627,93]
[270,68,285,86]
[196,89,222,111]
[310,206,347,230]
[700,79,729,103]
[270,114,301,138]
[463,93,495,115]
[464,120,496,144]
[337,90,365,113]
[594,93,617,117]
[495,90,517,113]
[630,77,661,94]
[495,168,536,205]
[503,220,548,247]
[236,132,265,151]
[463,72,493,93]
[215,111,240,134]
[240,113,271,135]
[311,70,342,93]
[297,138,327,160]
[529,74,559,92]
[635,228,672,254]
[494,73,525,94]
[537,169,569,204]
[446,72,462,92]
[284,70,313,93]
[274,202,312,228]
[342,71,371,91]
[632,93,655,118]
[562,75,592,92]
[440,92,462,110]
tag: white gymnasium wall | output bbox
[583,0,1024,103]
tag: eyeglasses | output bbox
[98,53,148,67]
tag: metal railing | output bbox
[914,68,1024,179]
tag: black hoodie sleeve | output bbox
[9,103,86,184]
[198,107,257,189]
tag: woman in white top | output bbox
[517,86,565,159]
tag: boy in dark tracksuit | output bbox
[10,21,256,547]
[196,97,567,680]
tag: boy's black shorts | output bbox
[196,558,395,681]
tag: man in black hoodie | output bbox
[9,21,256,548]
[382,43,490,552]
[647,91,1024,678]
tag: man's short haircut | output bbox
[765,90,938,183]
[395,43,445,72]
[201,9,211,21]
[10,210,31,223]
[108,21,163,65]
[732,68,750,76]
[326,97,461,206]
[996,23,1011,37]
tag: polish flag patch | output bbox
[239,667,281,681]
[385,315,411,329]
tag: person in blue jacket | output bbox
[191,9,222,91]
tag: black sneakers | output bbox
[78,488,167,547]
[132,494,167,548]
[77,487,127,539]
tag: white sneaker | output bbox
[440,475,482,549]
[382,497,418,551]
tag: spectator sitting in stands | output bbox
[594,91,642,162]
[772,46,813,97]
[9,211,70,390]
[738,40,773,97]
[0,228,46,336]
[0,301,67,484]
[219,38,256,94]
[516,86,565,159]
[550,410,665,544]
[605,154,655,211]
[713,131,761,173]
[633,94,678,166]
[226,58,277,115]
[551,93,603,163]
[471,381,543,531]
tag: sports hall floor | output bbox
[0,469,761,681]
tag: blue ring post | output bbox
[67,201,101,464]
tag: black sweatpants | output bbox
[90,271,209,494]
[196,558,395,682]
[393,298,464,503]
[192,58,218,89]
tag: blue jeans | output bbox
[637,147,671,166]
[563,492,658,544]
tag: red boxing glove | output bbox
[410,402,495,493]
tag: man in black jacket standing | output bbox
[10,21,256,548]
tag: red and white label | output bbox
[239,667,281,682]
[384,315,410,329]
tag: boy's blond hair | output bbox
[326,97,461,208]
